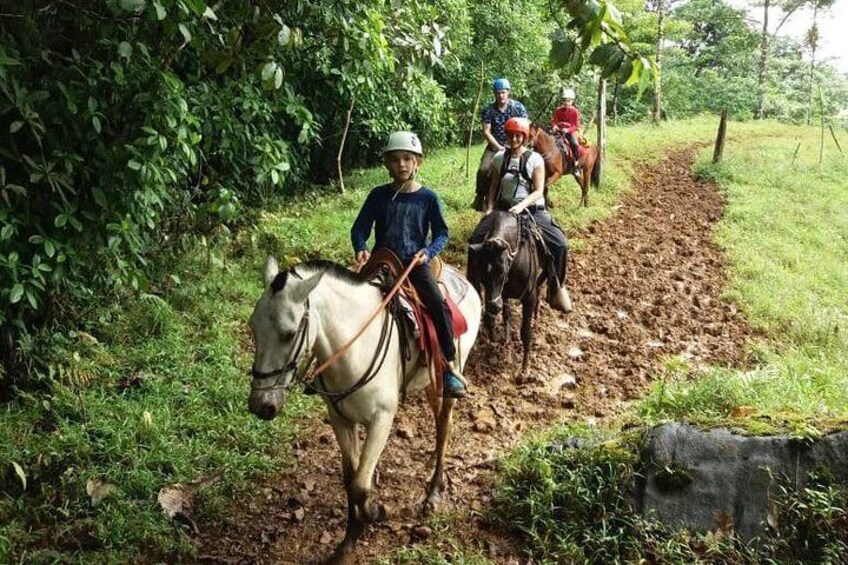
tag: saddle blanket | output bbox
[396,265,469,338]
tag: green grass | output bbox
[638,122,848,435]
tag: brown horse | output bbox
[529,123,600,208]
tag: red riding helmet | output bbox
[504,117,531,137]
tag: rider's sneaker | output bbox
[443,372,467,399]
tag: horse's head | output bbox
[467,211,520,320]
[248,256,323,421]
[528,122,552,153]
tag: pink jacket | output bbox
[550,106,581,133]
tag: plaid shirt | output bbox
[481,99,528,145]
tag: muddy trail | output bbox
[195,147,755,563]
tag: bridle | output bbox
[249,259,418,402]
[249,296,313,391]
[484,211,537,310]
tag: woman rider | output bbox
[471,117,572,313]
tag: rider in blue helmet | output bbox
[473,78,528,211]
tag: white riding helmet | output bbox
[560,87,576,100]
[382,131,423,156]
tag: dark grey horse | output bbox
[467,210,547,373]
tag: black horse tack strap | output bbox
[499,149,533,188]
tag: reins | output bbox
[311,258,418,376]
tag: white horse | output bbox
[247,257,481,564]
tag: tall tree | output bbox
[753,0,835,118]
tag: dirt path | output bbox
[194,147,754,563]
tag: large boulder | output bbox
[632,423,848,540]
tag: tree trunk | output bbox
[652,0,665,124]
[713,110,728,164]
[806,1,820,126]
[612,78,620,126]
[756,0,770,119]
[597,77,607,186]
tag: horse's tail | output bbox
[590,146,601,189]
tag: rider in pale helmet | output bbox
[351,131,468,398]
[468,117,573,314]
[550,87,582,177]
[474,78,529,211]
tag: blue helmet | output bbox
[492,78,511,92]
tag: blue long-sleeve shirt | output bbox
[351,184,449,265]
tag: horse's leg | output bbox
[349,412,394,524]
[519,294,536,375]
[545,170,563,209]
[424,396,457,514]
[424,380,441,456]
[502,298,512,342]
[580,173,589,207]
[327,419,363,565]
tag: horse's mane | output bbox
[297,259,367,286]
[529,122,555,150]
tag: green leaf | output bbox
[261,62,277,81]
[588,43,617,66]
[202,6,217,20]
[153,0,167,20]
[9,284,24,304]
[11,461,26,491]
[118,41,133,61]
[624,58,643,87]
[182,0,206,16]
[550,37,576,69]
[44,240,55,257]
[25,288,37,309]
[1,225,13,240]
[128,159,143,171]
[602,50,625,79]
[55,215,68,228]
[274,66,283,90]
[119,0,146,13]
[178,23,192,44]
[29,235,44,244]
[0,55,22,66]
[278,24,292,47]
[9,121,24,133]
[92,116,102,134]
[92,187,108,209]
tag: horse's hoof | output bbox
[325,545,355,565]
[422,492,442,516]
[364,500,387,523]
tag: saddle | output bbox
[554,132,589,170]
[359,249,469,396]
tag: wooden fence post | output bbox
[713,110,728,164]
[596,77,606,188]
[466,62,485,178]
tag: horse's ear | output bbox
[290,272,324,304]
[264,256,280,287]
